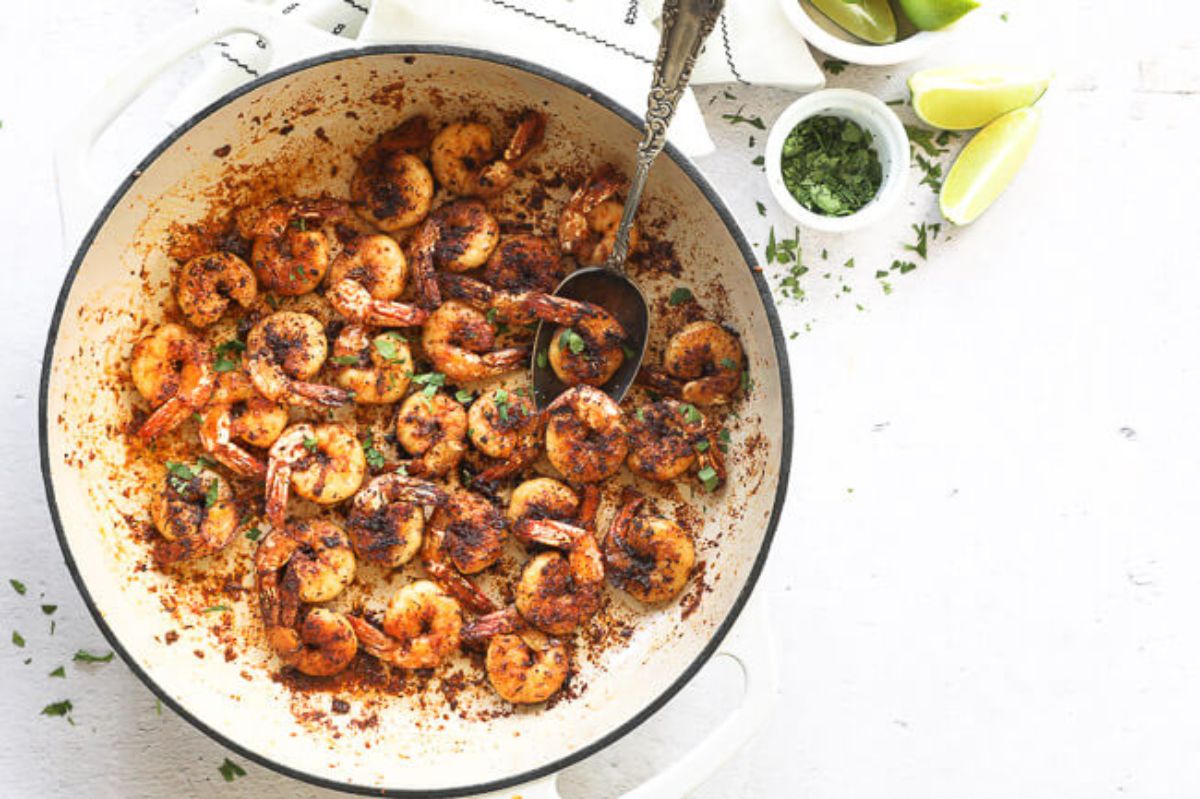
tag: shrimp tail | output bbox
[461,606,522,648]
[408,219,442,310]
[289,380,354,407]
[436,272,495,306]
[515,518,583,550]
[365,300,430,327]
[504,111,547,165]
[424,558,496,615]
[213,443,267,479]
[635,366,684,399]
[265,462,291,531]
[136,395,193,441]
[481,347,530,375]
[345,615,397,659]
[377,116,435,154]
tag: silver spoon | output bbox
[532,0,726,409]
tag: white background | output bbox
[3,0,1200,796]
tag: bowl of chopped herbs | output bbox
[766,88,909,232]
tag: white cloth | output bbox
[167,0,823,157]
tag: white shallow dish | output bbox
[765,88,910,233]
[779,0,948,65]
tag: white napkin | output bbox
[167,0,823,157]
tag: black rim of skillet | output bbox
[39,43,795,798]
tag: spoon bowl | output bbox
[531,267,649,409]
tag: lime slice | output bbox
[940,107,1041,225]
[810,0,897,44]
[910,65,1051,130]
[896,0,979,30]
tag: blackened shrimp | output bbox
[421,301,528,383]
[255,526,357,676]
[326,230,408,301]
[506,477,579,525]
[431,199,500,272]
[544,385,629,483]
[513,518,604,635]
[151,463,237,564]
[130,323,215,441]
[332,327,413,405]
[625,399,707,483]
[175,251,256,327]
[603,494,695,603]
[265,423,366,530]
[462,606,569,704]
[530,293,627,388]
[429,489,508,575]
[394,392,468,477]
[199,370,288,478]
[558,164,639,265]
[662,321,745,406]
[430,111,545,197]
[346,472,427,568]
[347,580,462,669]
[483,234,565,294]
[467,388,543,484]
[350,117,436,231]
[422,527,497,615]
[246,200,333,296]
[246,311,352,408]
[326,245,428,327]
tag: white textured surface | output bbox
[4,1,1200,796]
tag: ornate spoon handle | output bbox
[606,0,726,271]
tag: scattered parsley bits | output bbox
[822,57,848,75]
[412,371,446,398]
[635,407,646,422]
[751,155,765,167]
[455,389,474,404]
[302,436,318,453]
[621,344,637,360]
[213,339,246,373]
[73,650,114,663]
[697,466,720,492]
[717,429,731,452]
[741,370,754,393]
[721,110,765,129]
[694,439,711,453]
[10,579,26,595]
[41,604,57,615]
[330,354,359,366]
[905,223,930,259]
[203,605,230,614]
[668,287,693,306]
[559,329,587,355]
[218,758,247,782]
[780,115,882,217]
[245,527,262,542]
[204,480,220,508]
[49,666,66,679]
[363,434,386,470]
[12,631,25,647]
[681,404,703,424]
[891,259,918,275]
[755,201,766,216]
[165,462,196,493]
[41,700,73,719]
[536,350,549,369]
[373,334,405,362]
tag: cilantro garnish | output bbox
[668,287,693,306]
[73,650,114,663]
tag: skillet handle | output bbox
[54,0,336,250]
[514,593,778,799]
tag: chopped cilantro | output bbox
[681,404,703,424]
[780,116,882,216]
[697,466,720,492]
[717,429,731,452]
[373,334,406,363]
[10,579,26,595]
[49,666,66,679]
[245,527,262,542]
[204,480,219,508]
[455,389,474,404]
[822,58,848,75]
[536,350,549,369]
[904,223,930,259]
[73,650,114,663]
[330,354,359,366]
[721,110,765,129]
[891,260,918,275]
[212,339,245,373]
[668,287,693,306]
[559,329,587,355]
[694,439,711,453]
[202,605,229,614]
[755,200,766,216]
[41,605,56,615]
[41,700,73,719]
[12,631,25,647]
[302,436,318,453]
[218,758,247,782]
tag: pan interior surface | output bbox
[43,49,788,794]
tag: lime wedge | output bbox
[810,0,897,45]
[940,107,1040,225]
[910,65,1051,130]
[896,0,979,30]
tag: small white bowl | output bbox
[765,89,910,233]
[779,0,948,65]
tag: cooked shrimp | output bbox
[394,392,468,477]
[199,371,287,478]
[328,277,428,328]
[326,230,408,300]
[431,199,500,271]
[513,518,604,635]
[130,323,215,441]
[544,385,629,483]
[265,423,366,530]
[332,327,413,405]
[255,527,357,676]
[428,489,508,575]
[406,217,442,310]
[347,580,462,669]
[528,293,627,388]
[248,200,333,295]
[430,111,545,197]
[150,464,238,564]
[625,399,707,482]
[462,606,569,704]
[175,252,256,327]
[483,234,565,294]
[558,164,639,265]
[246,311,352,407]
[468,388,543,485]
[346,472,427,568]
[350,117,436,231]
[663,321,744,406]
[603,494,695,603]
[422,527,497,615]
[507,477,579,525]
[421,301,528,383]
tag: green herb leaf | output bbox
[559,329,587,355]
[755,201,766,216]
[822,58,848,75]
[904,223,930,260]
[12,631,25,647]
[719,357,737,370]
[668,287,693,306]
[213,339,245,373]
[891,260,918,274]
[741,370,754,393]
[330,354,360,366]
[302,436,318,453]
[204,479,220,508]
[536,350,549,369]
[717,429,731,452]
[373,334,407,363]
[455,389,474,404]
[41,700,73,718]
[202,605,229,614]
[218,758,247,782]
[635,407,646,422]
[681,404,703,424]
[694,439,711,453]
[362,433,386,470]
[9,579,26,595]
[73,650,114,663]
[751,155,765,167]
[721,111,765,130]
[41,604,57,615]
[49,666,65,678]
[697,466,720,492]
[245,527,262,542]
